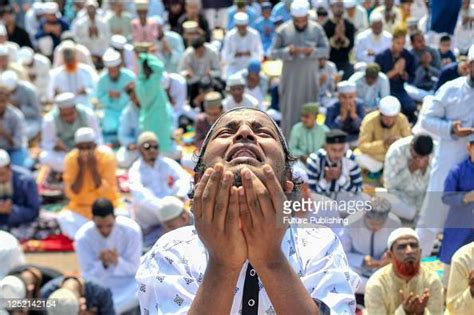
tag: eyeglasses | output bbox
[143,143,159,151]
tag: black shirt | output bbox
[8,25,33,48]
[323,19,355,67]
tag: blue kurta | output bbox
[96,68,136,136]
[254,17,275,56]
[271,2,291,23]
[439,157,474,264]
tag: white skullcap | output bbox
[291,0,310,17]
[369,12,384,24]
[343,0,356,8]
[227,73,246,87]
[110,34,127,50]
[32,2,44,14]
[468,44,474,62]
[103,48,122,68]
[0,24,6,37]
[47,289,80,315]
[135,0,148,11]
[0,71,18,90]
[17,47,34,65]
[0,44,8,57]
[85,0,98,7]
[387,228,419,250]
[43,1,59,14]
[157,196,185,222]
[234,12,249,26]
[0,149,10,167]
[354,61,367,72]
[54,92,76,109]
[161,72,170,89]
[379,95,401,116]
[74,127,96,144]
[0,231,24,279]
[330,0,344,4]
[0,276,26,299]
[337,80,356,93]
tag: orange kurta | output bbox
[63,147,120,219]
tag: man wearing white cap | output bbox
[0,85,28,167]
[129,131,191,233]
[59,127,120,239]
[49,41,98,108]
[371,0,402,33]
[74,0,111,61]
[416,44,474,257]
[343,0,368,34]
[39,92,102,173]
[52,35,95,69]
[131,0,159,43]
[0,231,25,279]
[106,0,133,41]
[354,12,392,64]
[326,80,366,143]
[109,34,137,72]
[271,0,330,138]
[35,1,69,56]
[453,1,474,56]
[152,15,186,74]
[222,73,260,111]
[221,12,263,77]
[17,47,51,103]
[75,198,142,313]
[226,0,258,30]
[157,196,193,234]
[0,70,41,141]
[365,228,443,315]
[0,24,20,63]
[96,48,136,144]
[356,95,411,173]
[24,2,46,48]
[0,44,28,81]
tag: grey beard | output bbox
[0,181,13,198]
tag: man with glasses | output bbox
[382,134,434,223]
[129,132,191,235]
[58,127,120,239]
[365,228,443,314]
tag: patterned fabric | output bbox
[306,148,363,195]
[135,225,359,314]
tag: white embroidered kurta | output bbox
[221,28,264,77]
[74,16,111,57]
[354,29,393,64]
[75,216,143,313]
[135,225,360,314]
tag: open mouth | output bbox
[226,146,263,163]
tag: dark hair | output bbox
[189,107,300,198]
[317,7,328,17]
[412,134,434,156]
[409,30,423,43]
[439,34,451,43]
[92,198,114,217]
[0,5,14,17]
[191,37,205,49]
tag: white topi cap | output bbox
[369,12,384,24]
[110,34,127,50]
[157,196,185,222]
[54,92,76,109]
[0,276,27,299]
[0,70,18,90]
[234,12,249,26]
[387,228,419,250]
[379,95,401,116]
[291,0,310,17]
[337,80,356,94]
[43,1,59,14]
[0,149,10,168]
[17,47,34,65]
[102,48,122,68]
[74,127,96,144]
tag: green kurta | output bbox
[136,53,174,153]
[288,122,329,158]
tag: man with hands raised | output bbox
[136,107,358,314]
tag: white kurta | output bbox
[354,29,393,64]
[26,53,51,102]
[53,42,95,68]
[222,93,261,111]
[74,17,111,57]
[39,106,103,172]
[221,28,264,78]
[166,73,187,127]
[75,216,143,313]
[417,76,474,256]
[48,64,98,108]
[0,231,26,279]
[136,225,359,314]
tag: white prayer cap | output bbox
[337,80,356,94]
[47,289,80,315]
[17,47,34,65]
[0,24,6,37]
[369,11,384,24]
[157,196,185,222]
[329,0,344,4]
[54,92,76,109]
[227,73,246,87]
[343,0,356,8]
[0,149,10,167]
[354,61,367,72]
[135,0,148,11]
[234,12,249,25]
[85,0,98,7]
[291,0,310,17]
[103,48,122,68]
[468,44,474,62]
[43,1,59,14]
[110,34,127,50]
[74,127,96,144]
[32,2,45,14]
[0,70,18,90]
[379,95,401,116]
[0,276,26,299]
[0,44,8,56]
[387,228,419,250]
[161,72,170,89]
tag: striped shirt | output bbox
[306,148,363,195]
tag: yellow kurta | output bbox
[63,147,120,219]
[446,242,474,315]
[358,111,411,162]
[365,264,443,315]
